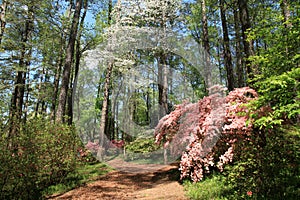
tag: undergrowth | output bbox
[44,162,112,197]
[183,173,231,200]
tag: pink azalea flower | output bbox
[247,191,253,197]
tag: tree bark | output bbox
[68,0,88,125]
[9,4,34,136]
[50,47,63,121]
[56,0,82,123]
[108,0,112,25]
[200,0,212,89]
[233,1,245,87]
[220,0,234,91]
[51,1,73,121]
[158,55,169,119]
[280,0,291,27]
[23,69,32,122]
[280,0,292,55]
[97,0,115,161]
[97,63,113,161]
[112,76,123,140]
[41,69,50,114]
[34,67,45,117]
[157,54,169,165]
[238,0,256,79]
[0,0,7,45]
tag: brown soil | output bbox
[48,159,188,200]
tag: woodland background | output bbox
[0,0,299,199]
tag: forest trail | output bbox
[48,159,188,200]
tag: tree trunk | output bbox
[233,1,245,87]
[200,0,212,89]
[216,40,223,84]
[67,0,88,125]
[157,54,169,165]
[112,76,123,140]
[108,0,112,25]
[280,0,292,55]
[97,62,113,161]
[9,4,33,137]
[9,71,26,136]
[97,0,115,161]
[238,0,256,79]
[50,49,63,121]
[56,0,82,123]
[23,69,31,122]
[158,55,169,119]
[0,0,8,45]
[280,0,291,27]
[220,0,234,91]
[41,69,50,114]
[104,90,111,139]
[50,2,73,121]
[34,67,45,117]
[146,85,150,125]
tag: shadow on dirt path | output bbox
[48,159,188,200]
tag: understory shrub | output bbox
[251,67,300,129]
[223,126,299,199]
[222,68,300,199]
[124,137,161,161]
[125,137,158,154]
[0,118,81,199]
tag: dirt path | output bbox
[48,159,188,200]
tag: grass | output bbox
[183,174,231,200]
[43,162,113,197]
[123,151,181,165]
[125,154,166,165]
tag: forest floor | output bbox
[48,159,188,200]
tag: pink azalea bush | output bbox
[85,141,100,153]
[110,140,125,148]
[154,86,258,182]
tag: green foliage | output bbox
[0,119,81,199]
[223,126,300,199]
[234,92,299,200]
[248,2,300,79]
[183,174,231,200]
[125,137,158,154]
[222,4,300,197]
[44,162,112,196]
[124,137,162,162]
[128,92,149,125]
[232,3,300,198]
[251,67,300,129]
